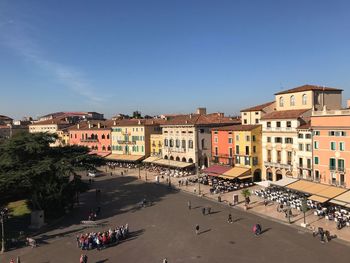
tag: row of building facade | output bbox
[21,84,350,189]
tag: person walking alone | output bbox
[227,213,233,223]
[195,224,200,235]
[187,201,191,210]
[201,207,206,216]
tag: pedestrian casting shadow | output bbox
[261,228,271,234]
[199,229,211,235]
[96,259,108,263]
[234,218,244,223]
[192,206,202,209]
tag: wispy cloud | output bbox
[0,18,104,106]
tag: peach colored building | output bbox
[312,109,350,188]
[69,120,113,156]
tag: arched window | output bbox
[164,139,168,146]
[302,94,307,105]
[279,97,284,107]
[175,139,180,148]
[107,134,110,139]
[170,156,174,160]
[107,146,111,151]
[102,146,106,151]
[182,157,187,162]
[164,155,168,160]
[102,134,105,139]
[175,156,180,161]
[169,139,174,147]
[188,158,193,163]
[290,95,295,106]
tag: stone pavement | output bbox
[1,170,350,263]
[113,166,350,244]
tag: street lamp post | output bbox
[197,165,201,195]
[168,147,171,187]
[1,208,9,253]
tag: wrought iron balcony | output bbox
[117,140,136,145]
[80,138,98,142]
[264,161,293,170]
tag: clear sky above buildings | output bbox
[0,0,349,119]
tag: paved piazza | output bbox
[1,174,349,263]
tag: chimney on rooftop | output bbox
[196,107,207,115]
[97,122,101,129]
[88,121,91,129]
[189,114,192,119]
[113,121,116,126]
[77,123,80,129]
[217,112,224,118]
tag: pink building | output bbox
[312,109,350,187]
[69,120,113,157]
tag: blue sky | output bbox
[0,0,349,119]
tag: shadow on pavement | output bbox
[31,176,173,244]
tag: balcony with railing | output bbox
[117,140,136,145]
[264,161,293,170]
[328,179,346,188]
[329,166,336,171]
[264,127,295,132]
[80,138,98,142]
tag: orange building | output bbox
[69,120,114,157]
[312,109,350,187]
[211,129,235,165]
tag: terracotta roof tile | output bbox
[240,101,275,112]
[261,109,310,120]
[69,120,114,130]
[275,84,342,95]
[162,114,240,126]
[213,124,261,131]
[30,117,71,126]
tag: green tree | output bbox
[241,189,251,209]
[0,132,103,217]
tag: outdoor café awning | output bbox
[329,199,348,206]
[219,167,251,180]
[105,154,144,162]
[238,175,253,180]
[316,186,347,199]
[287,180,349,204]
[271,177,298,187]
[152,159,194,169]
[142,156,160,163]
[286,180,320,193]
[202,165,231,177]
[329,191,350,207]
[308,195,329,203]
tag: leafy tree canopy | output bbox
[0,132,105,217]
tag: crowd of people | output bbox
[76,224,129,251]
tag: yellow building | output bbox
[150,134,163,157]
[240,101,275,125]
[213,125,262,181]
[108,119,163,162]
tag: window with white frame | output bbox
[302,94,307,105]
[290,95,295,106]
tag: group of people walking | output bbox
[76,224,129,251]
